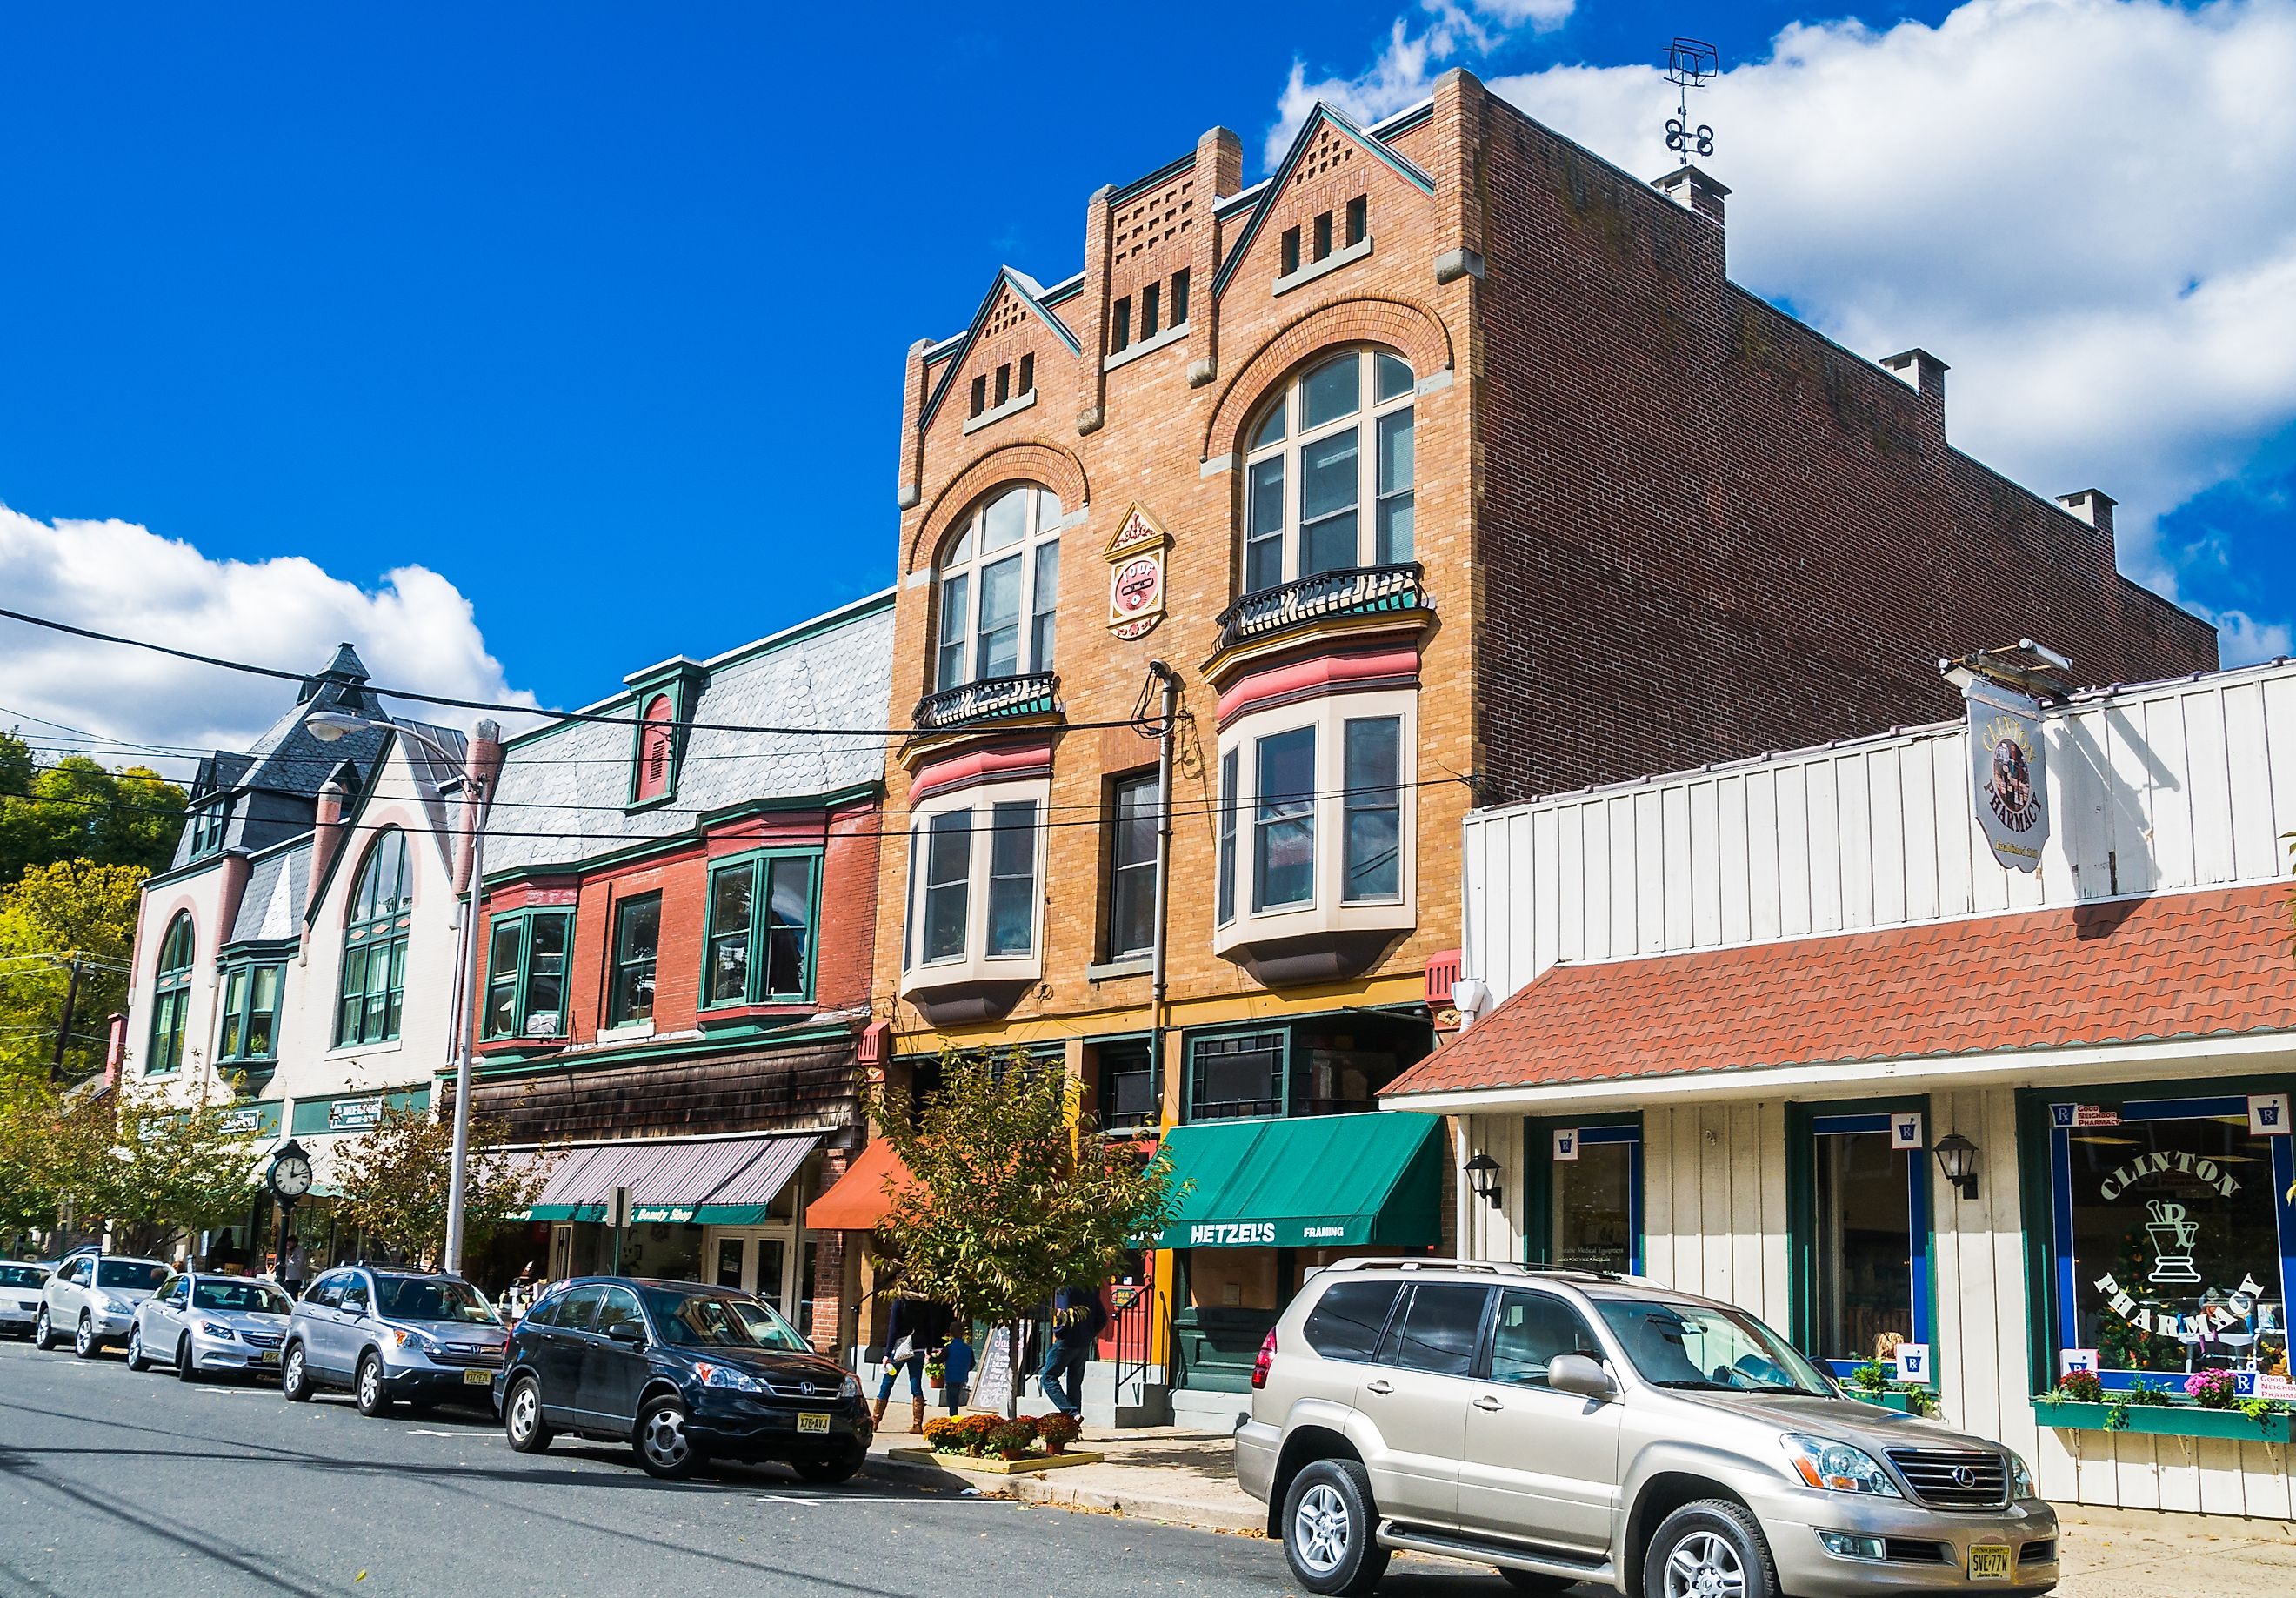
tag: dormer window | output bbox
[634,694,673,804]
[934,485,1064,691]
[186,799,229,860]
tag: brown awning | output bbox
[804,1139,918,1232]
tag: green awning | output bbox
[1156,1111,1446,1251]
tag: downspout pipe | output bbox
[1145,662,1181,1103]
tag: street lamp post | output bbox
[308,710,499,1276]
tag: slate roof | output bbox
[1384,882,2296,1100]
[228,840,311,946]
[484,593,895,875]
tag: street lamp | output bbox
[307,709,499,1275]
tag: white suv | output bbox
[1236,1260,2058,1598]
[36,1251,172,1357]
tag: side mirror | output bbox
[1549,1353,1617,1401]
[605,1321,646,1346]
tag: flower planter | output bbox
[2031,1400,2292,1443]
[889,1447,1105,1475]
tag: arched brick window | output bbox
[636,694,674,801]
[1241,346,1415,596]
[932,485,1065,692]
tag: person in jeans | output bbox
[871,1290,952,1434]
[1038,1284,1107,1427]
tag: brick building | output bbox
[854,70,2216,1423]
[462,593,892,1354]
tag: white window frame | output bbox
[933,485,1065,691]
[1241,348,1416,597]
[899,777,1051,996]
[1212,689,1417,960]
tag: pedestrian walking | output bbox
[284,1240,306,1297]
[871,1288,951,1436]
[1038,1283,1106,1428]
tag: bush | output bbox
[1036,1412,1081,1454]
[923,1414,1000,1456]
[2053,1371,2104,1405]
[986,1420,1038,1460]
[2186,1368,2239,1409]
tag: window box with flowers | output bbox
[2034,1369,2293,1442]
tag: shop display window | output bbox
[1802,1109,1932,1377]
[2046,1092,2294,1390]
[1528,1118,1643,1276]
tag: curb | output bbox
[866,1448,1265,1534]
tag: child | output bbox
[940,1324,976,1415]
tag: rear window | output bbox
[1380,1284,1489,1377]
[97,1260,170,1291]
[1302,1280,1402,1362]
[0,1265,48,1288]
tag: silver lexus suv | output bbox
[1236,1260,2057,1598]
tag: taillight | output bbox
[1251,1327,1277,1389]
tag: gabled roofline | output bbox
[918,267,1085,432]
[1212,101,1437,301]
[301,730,461,926]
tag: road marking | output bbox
[404,1428,467,1437]
[751,1494,884,1503]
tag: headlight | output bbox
[839,1374,861,1400]
[1783,1434,1903,1496]
[102,1294,136,1315]
[693,1361,768,1393]
[199,1321,237,1341]
[386,1328,438,1354]
[2006,1448,2034,1499]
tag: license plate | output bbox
[796,1412,831,1434]
[259,1349,281,1366]
[1968,1545,2012,1581]
[463,1367,494,1387]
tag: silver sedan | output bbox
[129,1273,295,1381]
[0,1261,50,1335]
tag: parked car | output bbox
[129,1271,295,1381]
[280,1265,507,1415]
[1236,1260,2059,1598]
[496,1276,869,1481]
[0,1261,52,1335]
[35,1251,171,1356]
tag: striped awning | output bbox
[524,1132,822,1226]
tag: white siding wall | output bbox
[1463,662,2296,1002]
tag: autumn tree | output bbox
[864,1050,1181,1418]
[334,1099,555,1268]
[0,732,187,883]
[0,860,149,1082]
[47,1078,265,1258]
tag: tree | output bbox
[53,1078,265,1258]
[0,1077,76,1252]
[0,860,148,1082]
[0,733,187,885]
[864,1050,1182,1418]
[334,1099,555,1268]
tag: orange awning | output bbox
[804,1139,918,1232]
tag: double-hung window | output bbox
[148,913,195,1074]
[1342,718,1402,901]
[902,786,1045,982]
[481,910,572,1040]
[986,801,1038,956]
[1241,348,1416,596]
[337,830,410,1046]
[609,893,661,1026]
[217,960,284,1064]
[1106,772,1158,959]
[1253,728,1316,911]
[934,485,1064,690]
[703,852,819,1006]
[186,799,228,859]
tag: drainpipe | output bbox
[1145,663,1181,1107]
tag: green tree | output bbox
[334,1100,556,1268]
[0,1077,75,1251]
[864,1051,1182,1418]
[56,1078,264,1258]
[0,860,148,1083]
[0,733,187,885]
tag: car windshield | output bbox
[1595,1298,1837,1397]
[97,1260,170,1291]
[193,1280,293,1314]
[1,1265,48,1287]
[642,1288,811,1352]
[375,1276,500,1325]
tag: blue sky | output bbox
[2,1,2290,743]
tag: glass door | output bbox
[1525,1116,1643,1275]
[1796,1106,1932,1378]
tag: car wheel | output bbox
[504,1375,552,1454]
[1643,1500,1778,1598]
[281,1342,313,1402]
[177,1334,201,1382]
[1498,1571,1578,1594]
[1282,1459,1391,1596]
[126,1324,151,1373]
[635,1395,703,1480]
[74,1313,99,1359]
[791,1451,864,1485]
[356,1353,392,1416]
[33,1306,57,1350]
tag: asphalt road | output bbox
[0,1334,1515,1598]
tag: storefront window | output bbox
[2048,1093,2293,1385]
[1535,1122,1642,1274]
[1804,1109,1931,1374]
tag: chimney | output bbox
[895,338,930,512]
[305,768,353,953]
[1185,126,1242,390]
[2056,488,2117,543]
[456,719,504,899]
[1882,348,1949,439]
[1655,164,1730,226]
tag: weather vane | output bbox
[1664,37,1719,161]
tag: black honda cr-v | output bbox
[494,1276,870,1480]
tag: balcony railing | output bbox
[1213,563,1430,653]
[911,670,1062,732]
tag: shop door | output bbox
[1796,1106,1932,1377]
[548,1225,574,1283]
[1527,1117,1642,1274]
[707,1228,795,1315]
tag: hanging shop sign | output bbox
[1892,1342,1932,1386]
[1104,504,1169,641]
[1963,678,2049,871]
[1552,1128,1580,1161]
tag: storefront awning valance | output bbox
[524,1132,821,1225]
[1155,1111,1446,1251]
[803,1138,918,1232]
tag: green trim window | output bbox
[186,799,229,860]
[481,909,573,1040]
[610,893,661,1026]
[336,828,411,1046]
[702,852,818,1006]
[216,960,284,1064]
[147,912,195,1074]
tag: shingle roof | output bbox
[484,596,894,875]
[229,842,310,946]
[1385,883,2296,1100]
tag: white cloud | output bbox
[1280,0,2296,662]
[0,502,535,773]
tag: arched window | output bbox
[934,485,1065,691]
[1241,348,1416,595]
[635,694,674,801]
[337,828,411,1046]
[147,913,195,1074]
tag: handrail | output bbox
[1212,563,1430,652]
[911,671,1062,732]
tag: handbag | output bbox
[889,1334,917,1364]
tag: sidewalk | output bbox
[864,1423,2296,1595]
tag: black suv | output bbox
[496,1276,870,1481]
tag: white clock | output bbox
[269,1152,314,1200]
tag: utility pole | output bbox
[50,953,83,1081]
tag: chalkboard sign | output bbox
[972,1326,1014,1415]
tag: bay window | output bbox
[703,852,819,1006]
[217,960,284,1065]
[481,909,573,1040]
[900,779,1048,1014]
[1241,348,1416,596]
[934,485,1065,690]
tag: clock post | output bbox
[266,1140,316,1290]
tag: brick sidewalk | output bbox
[866,1424,2296,1594]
